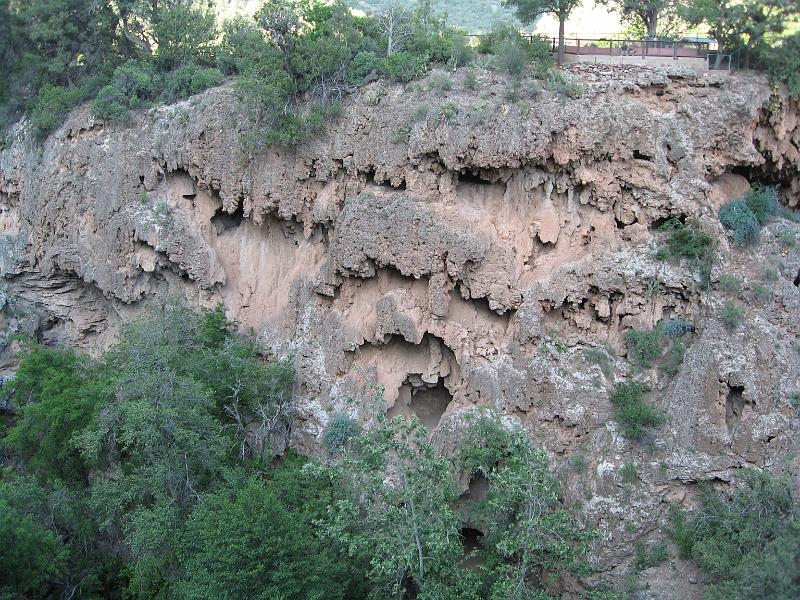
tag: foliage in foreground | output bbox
[0,307,591,599]
[670,469,800,600]
[457,413,594,598]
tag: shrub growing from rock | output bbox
[657,218,716,288]
[322,413,361,451]
[609,382,665,440]
[719,299,745,331]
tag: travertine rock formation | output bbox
[1,64,799,594]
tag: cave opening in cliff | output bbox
[633,149,654,162]
[460,527,485,569]
[466,473,489,502]
[725,385,746,431]
[794,269,799,287]
[364,169,406,190]
[649,213,685,230]
[388,377,453,433]
[211,203,244,234]
[458,170,494,186]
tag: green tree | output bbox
[4,345,110,481]
[596,0,681,39]
[459,413,593,598]
[679,0,798,68]
[173,454,369,600]
[671,470,800,599]
[0,494,68,598]
[504,0,583,65]
[321,416,477,599]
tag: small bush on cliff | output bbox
[670,469,800,600]
[625,328,663,369]
[322,413,361,452]
[719,299,745,331]
[661,317,694,338]
[28,84,88,136]
[719,199,761,246]
[656,218,716,288]
[609,382,665,440]
[719,184,783,247]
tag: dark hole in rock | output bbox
[460,527,484,569]
[633,149,653,161]
[458,170,493,185]
[211,204,244,234]
[364,168,405,189]
[650,214,684,230]
[467,473,490,502]
[387,378,453,434]
[794,269,799,287]
[725,385,745,432]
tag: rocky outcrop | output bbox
[1,63,799,594]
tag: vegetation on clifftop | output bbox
[2,0,799,148]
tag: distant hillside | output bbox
[347,0,534,33]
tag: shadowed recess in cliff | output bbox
[211,203,244,234]
[460,527,485,570]
[387,377,453,434]
[725,384,746,434]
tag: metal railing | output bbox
[548,37,711,60]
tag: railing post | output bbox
[577,38,581,55]
[641,40,646,59]
[673,41,677,60]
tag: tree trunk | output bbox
[558,17,565,66]
[714,49,723,69]
[647,12,658,40]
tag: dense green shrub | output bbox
[719,185,781,246]
[670,470,800,600]
[609,382,666,440]
[152,3,219,71]
[719,299,745,331]
[496,38,530,77]
[173,454,368,600]
[657,218,716,288]
[719,199,761,246]
[0,493,68,598]
[458,413,595,597]
[624,328,663,368]
[347,50,382,84]
[744,184,779,225]
[28,83,86,135]
[661,317,694,338]
[384,50,430,82]
[3,346,109,481]
[322,413,361,451]
[658,217,715,261]
[92,61,160,122]
[161,63,225,103]
[758,31,800,97]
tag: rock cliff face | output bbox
[1,64,799,592]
